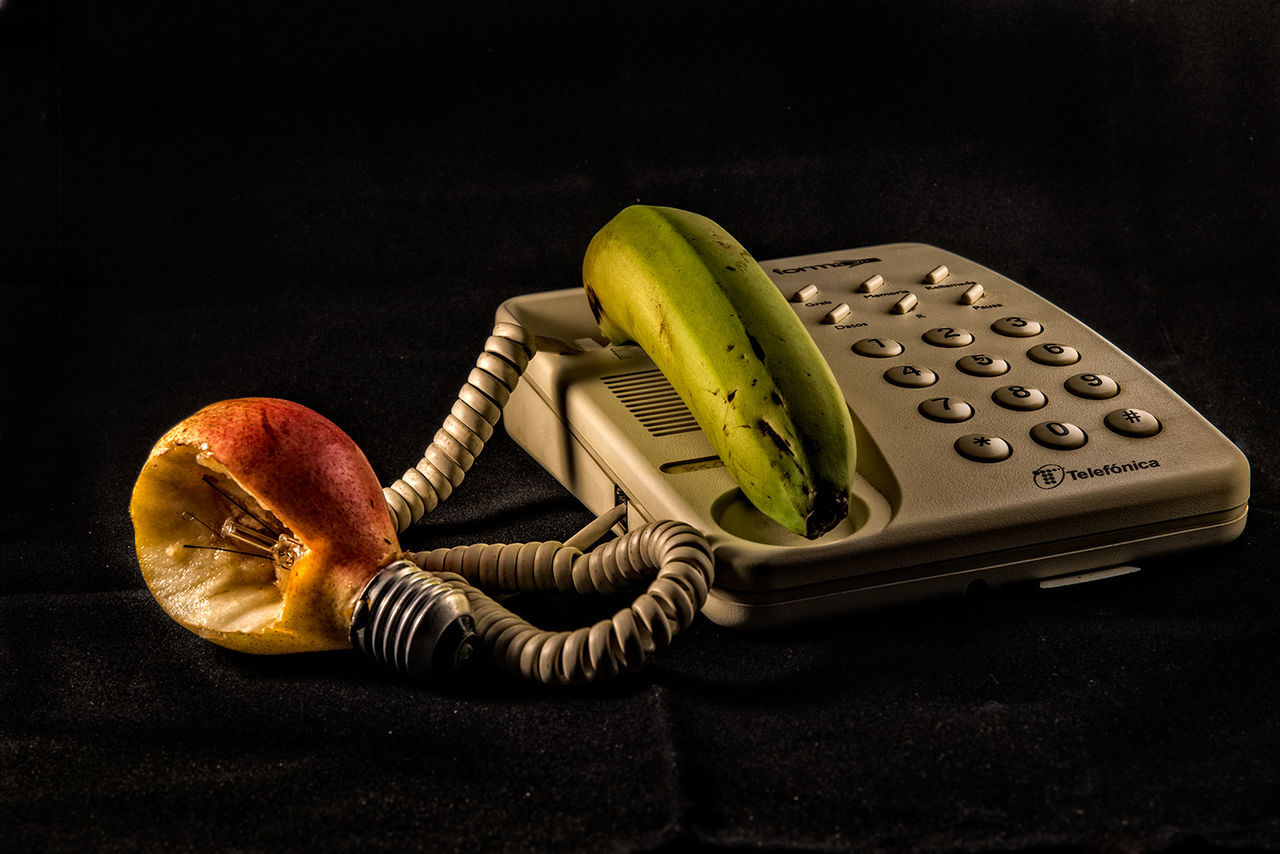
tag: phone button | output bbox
[891,293,920,314]
[922,326,975,347]
[991,316,1043,337]
[791,284,820,303]
[1065,373,1120,399]
[858,274,884,293]
[1031,421,1088,449]
[852,337,904,357]
[822,303,852,324]
[885,365,938,387]
[955,434,1013,462]
[919,396,974,422]
[1027,343,1081,366]
[957,354,1011,376]
[1105,408,1162,437]
[993,385,1048,410]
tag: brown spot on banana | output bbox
[758,419,794,458]
[584,284,604,324]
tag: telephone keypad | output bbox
[784,254,1169,463]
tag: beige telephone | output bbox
[495,243,1250,628]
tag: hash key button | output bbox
[1105,408,1162,437]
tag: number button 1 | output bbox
[852,337,905,358]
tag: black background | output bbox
[4,1,1279,851]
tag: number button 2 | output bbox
[922,327,974,347]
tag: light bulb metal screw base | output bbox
[351,560,478,680]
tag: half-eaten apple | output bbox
[130,397,401,654]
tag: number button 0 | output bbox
[1027,343,1081,366]
[1030,421,1088,450]
[1065,373,1120,399]
[956,354,1011,377]
[852,337,905,358]
[991,316,1043,337]
[992,385,1048,411]
[919,397,974,423]
[922,327,974,347]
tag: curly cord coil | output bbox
[384,322,537,533]
[408,520,714,685]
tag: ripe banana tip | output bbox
[806,488,849,540]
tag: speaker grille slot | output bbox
[601,369,701,437]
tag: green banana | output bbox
[582,205,855,539]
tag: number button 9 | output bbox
[1065,373,1120,399]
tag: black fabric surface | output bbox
[4,2,1278,851]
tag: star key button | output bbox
[955,433,1013,462]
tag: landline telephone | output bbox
[495,243,1251,629]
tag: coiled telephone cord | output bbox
[381,321,716,684]
[383,321,537,533]
[408,519,713,685]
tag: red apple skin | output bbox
[131,398,402,653]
